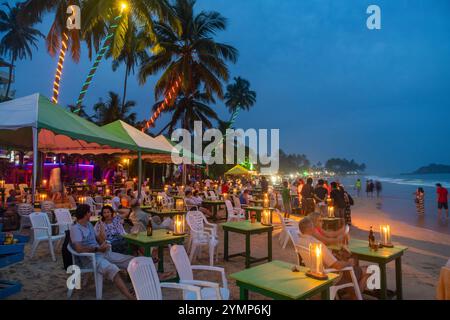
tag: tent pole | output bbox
[182,163,187,185]
[32,127,38,205]
[137,151,142,202]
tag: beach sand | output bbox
[2,197,448,300]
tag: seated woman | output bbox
[185,190,212,217]
[94,205,128,254]
[308,212,348,245]
[239,189,251,206]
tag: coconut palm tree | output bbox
[93,91,137,126]
[225,76,256,125]
[106,21,151,108]
[138,0,238,128]
[153,90,219,135]
[0,2,44,99]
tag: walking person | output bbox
[341,185,354,226]
[365,180,370,198]
[330,182,346,219]
[414,187,425,216]
[313,179,329,217]
[355,179,362,197]
[436,183,449,220]
[375,181,382,198]
[369,180,375,198]
[301,178,315,215]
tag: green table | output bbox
[328,239,408,300]
[141,207,187,219]
[243,206,275,223]
[249,199,264,206]
[222,220,273,269]
[123,230,187,273]
[202,200,225,221]
[230,260,339,300]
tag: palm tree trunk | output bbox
[5,58,14,99]
[122,65,129,108]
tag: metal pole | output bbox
[32,127,38,205]
[138,151,142,201]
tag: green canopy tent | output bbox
[0,93,138,203]
[225,164,251,176]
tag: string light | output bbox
[141,76,182,131]
[52,32,69,104]
[74,14,123,112]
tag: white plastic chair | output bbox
[29,212,65,261]
[54,208,73,233]
[68,195,77,209]
[17,203,33,232]
[86,197,101,215]
[295,243,363,300]
[127,256,202,300]
[208,191,218,200]
[170,245,229,300]
[186,210,218,266]
[224,200,245,222]
[274,210,299,249]
[67,243,104,300]
[232,195,244,209]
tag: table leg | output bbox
[240,287,249,300]
[379,263,387,300]
[224,230,229,261]
[245,210,249,220]
[144,245,151,257]
[395,257,403,300]
[245,234,251,269]
[321,288,330,300]
[158,246,164,273]
[268,230,272,262]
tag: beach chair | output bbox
[29,212,65,261]
[67,243,104,300]
[224,200,245,222]
[127,256,202,300]
[186,210,218,266]
[295,243,363,300]
[54,208,73,233]
[170,245,229,300]
[273,210,299,249]
[208,191,218,200]
[17,203,33,233]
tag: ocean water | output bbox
[336,174,450,234]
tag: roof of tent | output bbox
[0,93,136,151]
[102,120,173,154]
[225,164,250,176]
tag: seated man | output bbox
[308,212,348,245]
[185,190,212,217]
[298,217,369,299]
[70,204,135,300]
[240,189,251,206]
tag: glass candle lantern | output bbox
[327,205,335,218]
[222,193,228,201]
[0,180,5,188]
[233,188,238,195]
[306,243,327,280]
[156,195,163,207]
[121,178,125,184]
[261,209,272,226]
[82,179,87,185]
[42,179,47,188]
[380,225,393,247]
[133,178,137,183]
[164,186,169,193]
[175,199,185,211]
[173,214,186,235]
[106,188,111,196]
[103,179,107,184]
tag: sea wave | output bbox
[364,175,450,188]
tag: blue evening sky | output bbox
[5,0,450,174]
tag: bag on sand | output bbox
[62,230,72,270]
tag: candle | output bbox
[42,179,47,187]
[309,243,324,275]
[121,178,125,183]
[261,209,271,226]
[328,206,335,218]
[103,179,107,184]
[380,225,392,246]
[82,179,87,185]
[0,180,4,188]
[173,214,186,235]
[175,199,184,211]
[106,188,111,196]
[133,178,137,183]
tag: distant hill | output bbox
[404,164,450,175]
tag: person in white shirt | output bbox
[204,178,212,189]
[111,190,122,212]
[298,217,369,299]
[185,190,212,217]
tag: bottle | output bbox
[146,220,153,237]
[368,226,375,249]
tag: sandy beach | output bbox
[2,196,448,300]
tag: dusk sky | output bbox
[7,0,450,174]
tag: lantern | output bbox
[42,179,48,187]
[0,180,5,188]
[327,205,335,218]
[106,188,111,196]
[156,195,163,207]
[103,179,107,184]
[82,179,87,185]
[175,198,185,211]
[380,225,393,247]
[261,209,272,226]
[233,188,238,195]
[164,185,169,193]
[306,243,328,280]
[222,193,228,201]
[121,178,125,184]
[133,178,137,183]
[173,214,186,235]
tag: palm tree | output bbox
[0,2,44,99]
[154,91,219,135]
[106,22,151,108]
[67,104,93,121]
[225,76,256,125]
[139,0,238,128]
[93,91,137,126]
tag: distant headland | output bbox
[403,164,450,175]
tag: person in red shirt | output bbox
[436,183,449,219]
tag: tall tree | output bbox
[139,0,238,130]
[225,76,256,125]
[67,104,93,121]
[93,91,137,126]
[0,2,44,99]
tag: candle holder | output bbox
[175,198,185,211]
[173,214,186,236]
[327,205,335,218]
[0,180,5,188]
[379,225,393,248]
[305,243,328,280]
[261,209,272,226]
